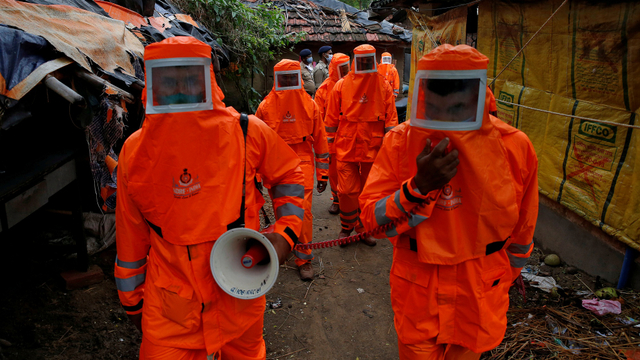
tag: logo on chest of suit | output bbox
[282,111,296,123]
[173,168,201,198]
[359,94,368,104]
[436,184,462,211]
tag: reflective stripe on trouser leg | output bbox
[337,160,363,232]
[329,156,339,204]
[295,187,314,266]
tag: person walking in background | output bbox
[313,45,332,91]
[378,52,400,98]
[256,59,330,281]
[314,53,351,215]
[325,44,398,246]
[299,49,316,97]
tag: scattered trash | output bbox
[545,315,567,335]
[266,298,282,309]
[319,275,325,279]
[575,290,593,297]
[582,298,622,316]
[544,254,561,266]
[356,288,365,294]
[595,287,618,300]
[521,269,562,293]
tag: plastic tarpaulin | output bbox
[0,0,144,77]
[478,0,639,249]
[0,24,72,100]
[406,8,467,119]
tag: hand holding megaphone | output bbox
[210,227,285,300]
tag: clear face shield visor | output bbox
[146,57,213,114]
[275,70,302,91]
[381,56,392,64]
[354,53,377,74]
[337,61,350,79]
[411,69,487,131]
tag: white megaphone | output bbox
[210,228,279,300]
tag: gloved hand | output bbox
[263,232,292,265]
[317,180,327,193]
[414,138,459,194]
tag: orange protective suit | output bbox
[360,45,538,357]
[314,53,350,208]
[255,59,329,266]
[114,37,305,359]
[378,52,400,97]
[325,44,398,233]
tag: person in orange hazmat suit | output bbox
[255,59,330,281]
[115,36,305,360]
[324,44,398,245]
[378,52,400,98]
[360,44,538,360]
[314,53,351,215]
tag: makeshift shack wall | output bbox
[478,0,639,250]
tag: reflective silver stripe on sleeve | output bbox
[508,252,528,268]
[408,214,428,228]
[276,203,304,220]
[375,195,392,226]
[115,273,146,292]
[327,137,335,143]
[292,250,314,260]
[385,225,398,238]
[325,126,338,132]
[115,255,147,270]
[316,162,329,170]
[272,184,304,199]
[385,126,395,132]
[507,242,533,255]
[393,190,406,214]
[316,153,330,159]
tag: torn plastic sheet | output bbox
[521,269,562,293]
[582,298,622,316]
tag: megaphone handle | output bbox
[241,244,270,269]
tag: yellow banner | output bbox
[479,0,640,249]
[407,8,467,119]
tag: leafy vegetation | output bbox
[174,0,304,111]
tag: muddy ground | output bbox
[0,186,637,359]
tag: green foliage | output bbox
[174,0,304,111]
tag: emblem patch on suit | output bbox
[173,168,201,198]
[436,184,462,211]
[282,111,296,123]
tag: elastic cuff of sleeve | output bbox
[126,308,143,316]
[276,226,297,250]
[408,177,440,201]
